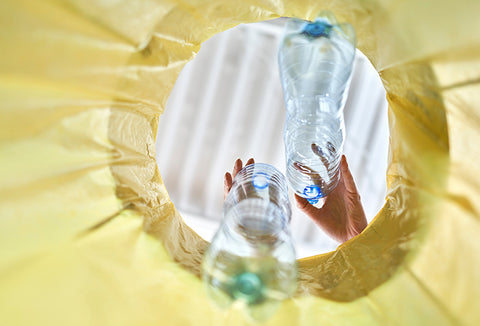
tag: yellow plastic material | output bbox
[1,0,479,324]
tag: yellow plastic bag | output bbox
[1,0,479,324]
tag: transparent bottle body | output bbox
[278,11,355,203]
[202,164,297,319]
[284,98,345,201]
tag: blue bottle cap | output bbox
[303,185,322,204]
[232,272,263,304]
[252,172,270,190]
[306,197,320,205]
[302,21,332,38]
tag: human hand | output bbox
[224,158,255,199]
[295,155,367,243]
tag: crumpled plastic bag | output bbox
[0,0,479,325]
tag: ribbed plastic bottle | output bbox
[202,163,297,320]
[278,11,356,204]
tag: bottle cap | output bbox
[252,172,270,189]
[232,272,264,304]
[302,21,332,38]
[303,185,322,204]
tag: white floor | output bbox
[155,19,389,257]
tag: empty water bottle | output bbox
[278,11,356,204]
[202,163,297,320]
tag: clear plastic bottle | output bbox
[202,163,297,320]
[278,11,356,204]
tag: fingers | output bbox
[293,161,324,188]
[293,161,314,174]
[326,141,336,155]
[232,158,242,179]
[224,172,233,199]
[232,157,255,178]
[311,143,330,169]
[225,158,255,199]
[294,194,310,210]
[340,155,358,194]
[294,194,321,217]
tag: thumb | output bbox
[340,155,358,194]
[294,194,321,217]
[294,193,309,210]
